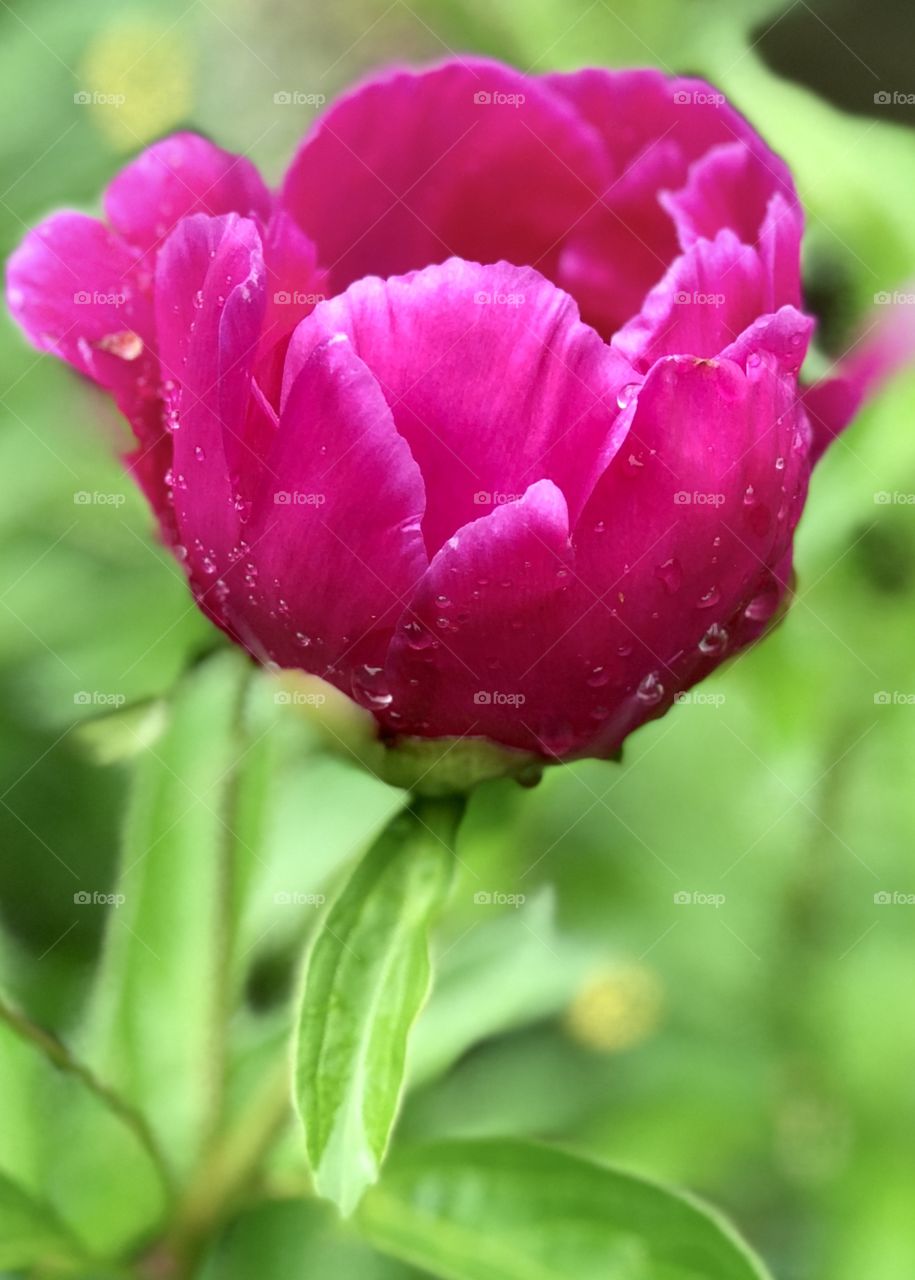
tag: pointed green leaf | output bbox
[359,1139,772,1280]
[295,799,462,1215]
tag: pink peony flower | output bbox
[4,59,880,776]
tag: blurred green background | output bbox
[2,1,915,1277]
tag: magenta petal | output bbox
[241,336,428,681]
[155,213,266,595]
[564,351,811,756]
[545,69,791,337]
[258,209,326,364]
[104,132,271,260]
[613,230,767,371]
[6,212,152,390]
[279,59,609,294]
[6,212,167,521]
[804,290,915,461]
[721,304,813,376]
[662,141,800,258]
[759,192,803,310]
[544,69,769,179]
[284,259,635,555]
[385,480,575,755]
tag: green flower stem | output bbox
[0,994,174,1203]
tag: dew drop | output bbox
[96,330,143,361]
[744,580,781,623]
[617,382,640,411]
[636,671,664,706]
[698,622,729,655]
[403,620,434,650]
[697,586,720,609]
[655,557,682,594]
[350,664,393,711]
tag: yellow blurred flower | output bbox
[78,20,194,152]
[565,963,664,1053]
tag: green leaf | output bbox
[0,997,168,1260]
[82,649,251,1176]
[295,798,462,1215]
[359,1139,771,1280]
[0,1173,83,1270]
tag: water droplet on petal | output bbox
[655,557,682,594]
[744,580,781,623]
[617,382,640,411]
[697,586,720,609]
[96,330,143,361]
[587,665,609,688]
[636,671,665,706]
[350,664,393,711]
[698,622,729,655]
[403,620,434,650]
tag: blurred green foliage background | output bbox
[1,0,915,1277]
